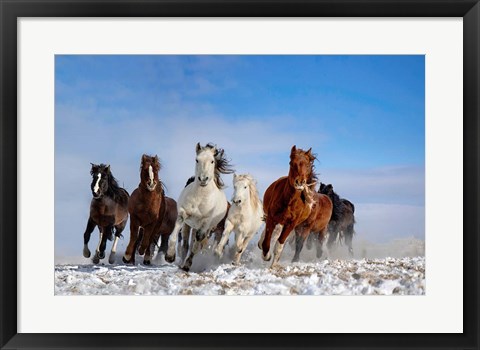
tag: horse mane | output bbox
[185,176,195,188]
[204,143,234,188]
[236,174,262,212]
[318,183,344,222]
[101,164,129,206]
[140,154,161,173]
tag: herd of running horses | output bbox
[83,143,355,271]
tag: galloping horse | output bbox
[165,143,234,271]
[215,174,264,264]
[83,163,129,264]
[179,176,230,259]
[293,184,332,262]
[318,183,356,256]
[123,155,178,265]
[258,146,316,267]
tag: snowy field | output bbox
[55,238,425,296]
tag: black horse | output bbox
[318,183,355,256]
[83,163,129,264]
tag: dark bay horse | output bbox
[258,145,316,267]
[318,183,356,256]
[123,155,178,265]
[83,163,129,264]
[293,184,333,262]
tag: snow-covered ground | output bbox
[55,238,425,296]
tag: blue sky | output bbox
[55,55,425,258]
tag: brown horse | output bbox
[293,184,333,262]
[123,155,178,265]
[258,145,316,267]
[83,163,129,264]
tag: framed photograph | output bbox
[1,0,478,349]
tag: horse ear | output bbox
[106,164,111,173]
[196,142,202,153]
[306,148,316,162]
[291,145,297,155]
[214,148,223,160]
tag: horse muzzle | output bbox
[294,180,306,191]
[146,181,157,191]
[232,199,242,205]
[198,176,209,187]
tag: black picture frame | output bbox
[1,1,478,349]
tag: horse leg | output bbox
[345,224,354,257]
[261,220,279,261]
[93,226,109,263]
[326,226,337,255]
[271,223,293,268]
[109,220,126,264]
[292,227,308,263]
[123,218,140,264]
[98,226,112,259]
[138,224,153,256]
[182,230,207,272]
[214,219,234,258]
[257,226,266,250]
[159,234,169,256]
[233,229,253,265]
[83,217,96,258]
[178,224,191,262]
[165,212,185,263]
[317,228,328,259]
[306,231,316,250]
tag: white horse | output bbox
[165,143,234,271]
[215,174,264,264]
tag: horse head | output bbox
[195,142,234,188]
[232,173,253,206]
[140,154,160,191]
[288,145,316,191]
[90,163,110,199]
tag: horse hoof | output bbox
[143,260,151,266]
[98,251,105,259]
[181,265,190,272]
[122,256,130,264]
[83,248,91,258]
[108,253,116,264]
[262,252,271,262]
[92,255,100,264]
[165,254,175,263]
[292,257,300,263]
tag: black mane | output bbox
[204,143,234,188]
[92,164,129,205]
[318,182,344,222]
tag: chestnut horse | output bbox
[83,163,129,264]
[258,145,316,267]
[293,184,333,262]
[123,155,178,265]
